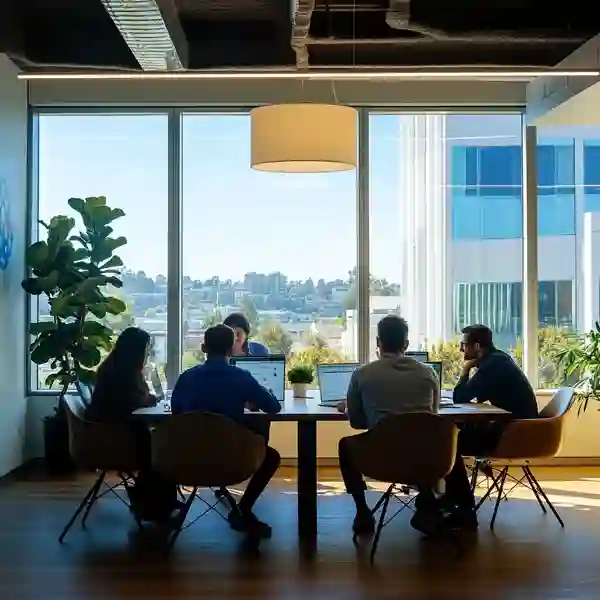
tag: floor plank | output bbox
[1,467,600,599]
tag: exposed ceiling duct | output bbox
[290,0,315,68]
[100,0,188,70]
[386,0,444,39]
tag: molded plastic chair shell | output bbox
[351,412,459,487]
[63,394,143,473]
[151,412,267,488]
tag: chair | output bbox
[59,394,144,542]
[348,412,459,562]
[151,412,267,553]
[473,387,575,529]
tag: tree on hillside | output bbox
[256,321,293,356]
[344,267,398,310]
[203,308,223,329]
[240,296,259,333]
[288,345,346,374]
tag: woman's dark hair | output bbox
[96,326,150,382]
[223,312,251,352]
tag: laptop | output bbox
[425,361,452,405]
[406,350,429,362]
[150,368,168,402]
[317,362,360,406]
[230,355,286,402]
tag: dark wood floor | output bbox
[1,466,600,599]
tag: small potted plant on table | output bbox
[288,365,313,399]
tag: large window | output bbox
[35,113,169,389]
[369,113,524,388]
[31,108,597,393]
[180,113,357,380]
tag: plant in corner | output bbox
[288,364,313,399]
[22,196,127,472]
[554,322,600,413]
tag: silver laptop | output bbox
[317,362,360,406]
[230,355,286,402]
[406,350,429,362]
[151,368,168,401]
[425,361,453,406]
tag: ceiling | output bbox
[1,0,598,71]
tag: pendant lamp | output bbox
[250,103,357,173]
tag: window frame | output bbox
[27,107,538,394]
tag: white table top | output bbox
[133,389,510,423]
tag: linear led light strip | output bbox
[17,69,600,80]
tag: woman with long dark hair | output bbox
[87,327,156,422]
[87,327,178,523]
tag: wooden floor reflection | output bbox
[1,466,600,599]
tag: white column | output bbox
[523,125,539,386]
[398,114,447,348]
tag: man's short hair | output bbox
[203,324,235,357]
[377,315,409,354]
[461,324,494,349]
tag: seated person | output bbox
[86,327,178,522]
[170,324,281,538]
[337,315,441,536]
[443,324,539,530]
[223,313,269,356]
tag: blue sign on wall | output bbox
[0,179,13,271]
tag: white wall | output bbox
[0,55,28,476]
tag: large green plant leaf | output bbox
[30,321,57,335]
[91,236,127,263]
[71,343,101,368]
[26,241,49,270]
[104,296,126,315]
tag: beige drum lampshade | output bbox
[250,103,358,173]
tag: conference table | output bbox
[134,390,510,545]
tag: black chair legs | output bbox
[475,464,564,529]
[370,486,393,564]
[59,472,105,543]
[214,487,237,511]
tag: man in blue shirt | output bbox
[171,324,281,538]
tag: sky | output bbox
[37,112,524,282]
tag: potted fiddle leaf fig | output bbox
[288,364,314,399]
[22,196,127,472]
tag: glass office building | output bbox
[399,115,600,350]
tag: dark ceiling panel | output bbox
[1,0,598,70]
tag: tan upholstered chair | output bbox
[348,412,459,562]
[151,412,267,553]
[474,387,575,529]
[59,394,144,542]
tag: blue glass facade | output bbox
[450,143,578,239]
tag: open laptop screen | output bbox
[317,362,360,403]
[425,361,442,388]
[406,350,429,362]
[230,355,286,402]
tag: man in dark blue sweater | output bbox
[444,324,538,530]
[171,324,281,538]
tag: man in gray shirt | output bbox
[338,315,440,535]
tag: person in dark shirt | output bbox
[444,324,538,530]
[223,312,269,357]
[171,324,281,538]
[87,327,178,523]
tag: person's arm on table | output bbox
[345,371,368,429]
[243,374,281,415]
[453,358,493,404]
